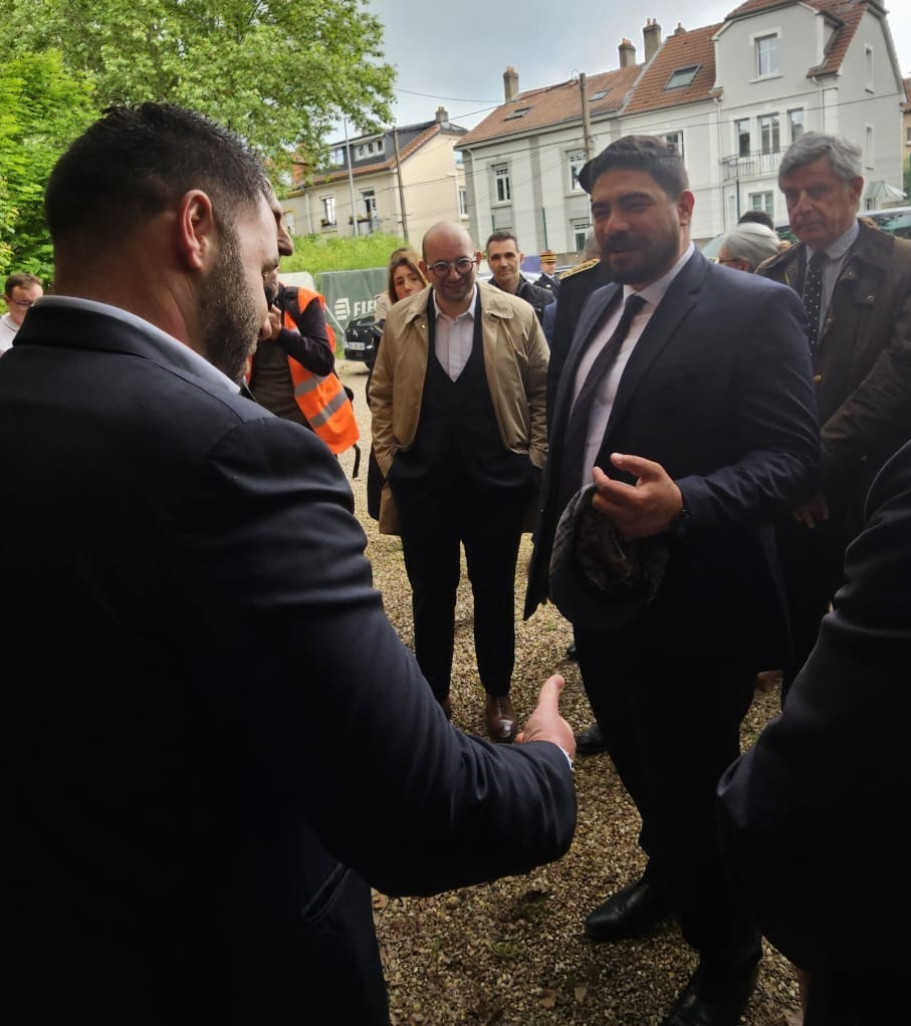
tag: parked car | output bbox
[343,313,377,368]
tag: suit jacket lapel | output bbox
[598,250,707,458]
[550,281,622,439]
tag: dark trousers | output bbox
[776,516,850,700]
[396,483,529,701]
[804,967,905,1025]
[575,630,761,970]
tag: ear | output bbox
[419,259,431,279]
[848,176,864,206]
[176,190,217,272]
[677,190,695,226]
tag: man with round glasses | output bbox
[1,272,43,355]
[369,222,549,743]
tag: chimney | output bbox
[619,38,636,69]
[503,66,519,102]
[435,106,449,124]
[674,22,686,36]
[643,18,662,62]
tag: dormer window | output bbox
[665,65,700,90]
[589,89,609,101]
[504,106,532,121]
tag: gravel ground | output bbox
[336,363,801,1026]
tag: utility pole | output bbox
[579,72,594,161]
[393,127,409,243]
[343,119,359,237]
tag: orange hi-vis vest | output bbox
[282,286,359,456]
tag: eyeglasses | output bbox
[426,257,475,278]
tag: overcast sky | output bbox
[365,0,911,131]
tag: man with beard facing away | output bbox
[525,135,819,1026]
[0,103,576,1026]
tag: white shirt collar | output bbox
[622,242,695,307]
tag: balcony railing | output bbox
[720,150,783,181]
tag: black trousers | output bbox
[395,482,529,701]
[775,516,850,700]
[804,966,905,1025]
[575,630,761,970]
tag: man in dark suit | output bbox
[0,103,576,1026]
[718,435,911,1025]
[525,136,819,1026]
[757,132,911,699]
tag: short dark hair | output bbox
[737,209,774,231]
[486,230,519,252]
[577,135,689,199]
[45,103,268,249]
[5,272,42,296]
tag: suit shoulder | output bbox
[558,259,600,283]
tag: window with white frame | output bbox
[283,211,296,236]
[493,164,511,203]
[788,109,804,143]
[865,45,874,91]
[755,34,779,77]
[906,126,911,146]
[361,189,377,219]
[735,118,751,157]
[663,131,684,159]
[758,113,780,155]
[865,125,874,169]
[749,191,774,216]
[458,187,468,218]
[571,218,592,253]
[568,150,586,191]
[322,195,336,225]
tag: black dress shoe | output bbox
[575,722,607,756]
[584,877,674,942]
[662,960,760,1026]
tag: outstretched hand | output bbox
[591,454,683,539]
[517,675,576,761]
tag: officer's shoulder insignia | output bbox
[559,258,600,281]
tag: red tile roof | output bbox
[724,0,866,79]
[623,24,721,115]
[459,65,642,148]
[293,121,461,187]
[459,1,877,149]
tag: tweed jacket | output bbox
[758,220,911,515]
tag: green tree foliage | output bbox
[281,231,405,275]
[2,0,395,173]
[0,50,96,279]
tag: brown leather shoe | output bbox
[485,694,517,743]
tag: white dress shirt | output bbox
[572,243,695,490]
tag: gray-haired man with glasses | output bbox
[369,221,549,743]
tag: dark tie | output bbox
[558,292,646,509]
[802,250,826,349]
